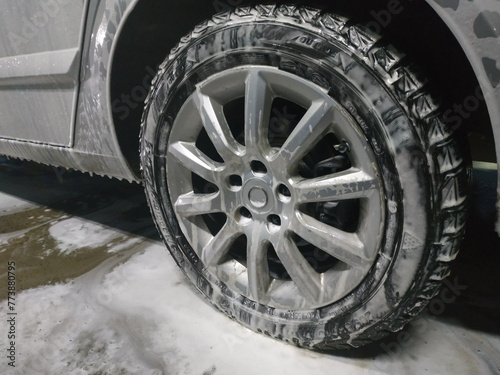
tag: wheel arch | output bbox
[109,0,222,177]
[109,0,497,231]
[425,0,500,234]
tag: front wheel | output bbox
[140,5,468,349]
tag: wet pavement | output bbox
[0,158,499,374]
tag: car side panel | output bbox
[426,0,500,233]
[0,0,86,146]
[0,0,140,182]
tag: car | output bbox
[1,0,499,350]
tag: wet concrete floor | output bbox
[0,158,499,374]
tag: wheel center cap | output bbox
[248,187,268,208]
[242,178,274,213]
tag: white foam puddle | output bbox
[1,243,498,375]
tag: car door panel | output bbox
[0,0,87,146]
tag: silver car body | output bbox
[0,0,499,231]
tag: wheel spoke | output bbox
[275,233,323,305]
[169,141,222,184]
[295,168,378,203]
[201,221,241,267]
[293,212,370,268]
[246,226,271,300]
[194,90,243,161]
[245,70,273,151]
[278,100,334,166]
[174,192,222,217]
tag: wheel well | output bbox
[110,0,495,176]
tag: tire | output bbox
[140,5,468,350]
